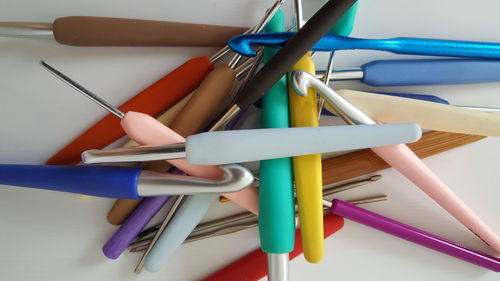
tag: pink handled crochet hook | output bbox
[291,70,500,254]
[40,61,258,214]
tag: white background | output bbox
[0,0,500,280]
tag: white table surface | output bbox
[0,0,499,280]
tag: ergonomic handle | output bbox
[362,59,500,86]
[288,54,324,263]
[371,144,500,254]
[259,9,295,254]
[145,194,220,272]
[120,111,223,180]
[0,164,142,199]
[185,123,422,165]
[201,215,345,281]
[330,89,500,137]
[52,16,248,46]
[229,32,500,59]
[330,200,500,272]
[328,1,358,37]
[47,56,213,165]
[103,195,171,259]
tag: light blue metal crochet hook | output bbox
[229,32,500,59]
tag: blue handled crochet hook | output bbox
[229,32,500,59]
[319,59,500,86]
[0,164,254,198]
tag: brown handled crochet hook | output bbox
[0,16,248,46]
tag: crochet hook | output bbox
[0,164,253,198]
[291,70,500,254]
[326,89,500,137]
[229,32,500,59]
[286,0,323,265]
[318,59,500,86]
[258,9,295,281]
[0,16,247,46]
[327,199,500,272]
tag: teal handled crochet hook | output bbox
[317,1,358,118]
[229,32,500,59]
[258,9,295,281]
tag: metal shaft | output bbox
[40,60,125,118]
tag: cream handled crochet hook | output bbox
[291,70,500,254]
[326,89,500,137]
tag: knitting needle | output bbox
[0,17,247,46]
[291,70,500,254]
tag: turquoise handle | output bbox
[328,1,358,36]
[259,9,295,254]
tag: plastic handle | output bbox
[47,56,213,165]
[229,32,500,59]
[52,16,248,46]
[201,215,345,281]
[333,89,500,137]
[371,144,500,254]
[259,9,295,254]
[288,55,324,263]
[328,1,358,36]
[186,123,422,165]
[362,59,500,86]
[0,164,142,199]
[331,200,500,272]
[103,196,171,259]
[145,193,219,272]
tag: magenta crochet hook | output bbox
[329,199,500,272]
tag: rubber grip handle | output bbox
[362,59,500,86]
[201,215,344,281]
[106,199,142,225]
[0,164,142,199]
[371,144,500,254]
[259,9,295,254]
[103,196,171,259]
[328,1,358,36]
[52,16,248,46]
[47,56,213,165]
[121,111,223,180]
[186,124,422,164]
[288,55,324,263]
[334,89,500,137]
[145,194,219,272]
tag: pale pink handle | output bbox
[372,144,500,253]
[120,111,259,214]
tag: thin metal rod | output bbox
[318,51,336,120]
[40,60,125,118]
[134,195,184,274]
[129,194,387,252]
[322,175,382,196]
[268,253,289,281]
[81,143,187,164]
[0,22,53,39]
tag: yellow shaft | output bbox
[288,53,324,263]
